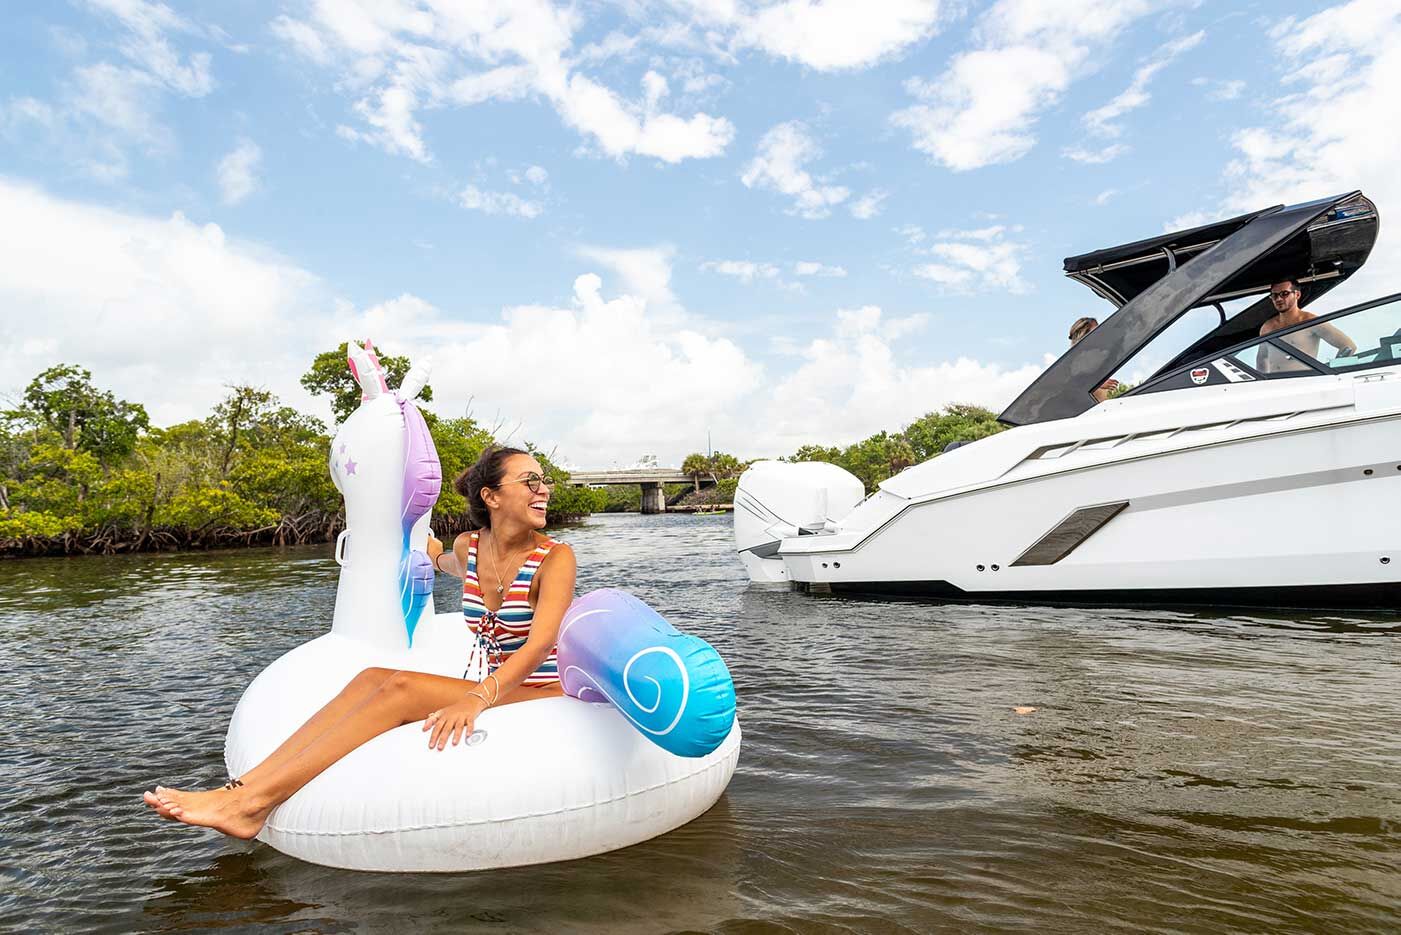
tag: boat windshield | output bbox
[1131,293,1401,395]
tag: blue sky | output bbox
[2,0,1398,466]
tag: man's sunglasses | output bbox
[496,472,558,493]
[1270,289,1298,300]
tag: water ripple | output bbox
[1,514,1398,933]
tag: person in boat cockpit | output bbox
[1256,278,1356,373]
[1068,316,1120,403]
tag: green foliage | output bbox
[707,451,744,478]
[716,478,738,500]
[159,484,278,531]
[601,484,641,512]
[300,342,433,423]
[901,404,1004,462]
[429,415,495,529]
[18,364,150,465]
[788,404,1007,493]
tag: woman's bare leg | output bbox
[148,671,554,839]
[143,666,400,819]
[234,667,400,786]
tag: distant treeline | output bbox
[1,345,1005,556]
[0,346,605,557]
[676,403,1006,496]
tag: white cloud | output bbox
[274,0,734,165]
[913,225,1027,292]
[1062,143,1128,164]
[1209,0,1401,303]
[850,189,889,219]
[575,244,682,318]
[0,178,328,425]
[742,0,946,71]
[756,306,1042,450]
[1199,78,1245,101]
[1081,31,1203,138]
[216,138,262,205]
[794,261,847,277]
[895,223,926,244]
[1,180,1051,465]
[741,121,850,218]
[1093,188,1118,206]
[702,260,782,283]
[457,184,543,218]
[3,0,218,179]
[524,164,548,186]
[891,0,1158,170]
[83,0,215,97]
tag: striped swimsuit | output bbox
[462,531,560,686]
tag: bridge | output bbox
[565,467,711,514]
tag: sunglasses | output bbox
[496,472,557,493]
[1269,289,1298,300]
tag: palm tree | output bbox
[682,452,710,493]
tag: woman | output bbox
[142,446,576,839]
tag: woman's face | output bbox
[486,453,551,530]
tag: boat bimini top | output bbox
[999,191,1379,426]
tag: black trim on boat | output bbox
[1011,501,1129,566]
[803,579,1401,612]
[1000,191,1378,427]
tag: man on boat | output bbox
[1068,316,1120,403]
[1256,278,1356,372]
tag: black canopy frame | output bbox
[999,191,1379,426]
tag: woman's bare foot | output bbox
[147,784,271,840]
[142,789,180,820]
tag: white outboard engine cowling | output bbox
[733,460,866,583]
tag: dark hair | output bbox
[454,445,528,529]
[1069,316,1098,343]
[1272,277,1302,292]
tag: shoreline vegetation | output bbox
[1,347,1004,558]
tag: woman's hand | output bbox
[426,535,444,565]
[422,694,488,750]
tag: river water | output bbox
[2,513,1398,933]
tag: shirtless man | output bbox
[1256,279,1356,373]
[1068,316,1120,403]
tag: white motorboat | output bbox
[736,191,1401,608]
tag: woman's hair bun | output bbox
[454,445,528,529]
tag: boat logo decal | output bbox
[1212,358,1254,383]
[1190,367,1210,385]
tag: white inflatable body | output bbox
[224,343,740,872]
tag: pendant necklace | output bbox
[485,532,529,598]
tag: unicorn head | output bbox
[329,340,442,651]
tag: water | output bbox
[2,513,1398,933]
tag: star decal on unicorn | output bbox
[345,458,357,475]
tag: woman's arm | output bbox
[426,532,472,578]
[479,543,577,701]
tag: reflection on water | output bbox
[2,514,1398,933]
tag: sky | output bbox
[2,0,1399,467]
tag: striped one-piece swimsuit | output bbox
[462,531,560,686]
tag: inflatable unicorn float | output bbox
[225,341,741,872]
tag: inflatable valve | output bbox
[558,589,736,758]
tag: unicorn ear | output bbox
[400,357,431,401]
[346,339,388,402]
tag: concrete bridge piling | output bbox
[566,468,712,515]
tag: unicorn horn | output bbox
[400,357,432,401]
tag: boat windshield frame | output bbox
[1127,291,1401,396]
[999,191,1378,426]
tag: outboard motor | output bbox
[733,460,865,584]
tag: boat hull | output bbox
[740,375,1401,611]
